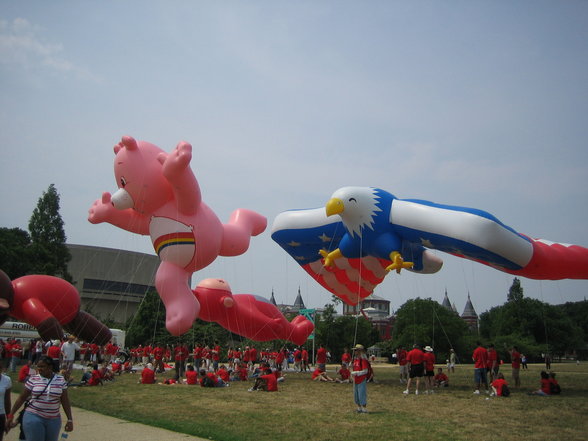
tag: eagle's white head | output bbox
[325,187,382,238]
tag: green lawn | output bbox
[10,362,588,441]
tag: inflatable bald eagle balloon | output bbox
[271,186,588,305]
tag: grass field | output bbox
[11,362,588,441]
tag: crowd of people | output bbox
[0,334,567,440]
[394,342,563,399]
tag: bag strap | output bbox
[27,375,54,405]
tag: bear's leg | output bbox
[155,262,200,336]
[220,209,267,256]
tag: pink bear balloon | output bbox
[88,136,267,336]
[194,279,314,346]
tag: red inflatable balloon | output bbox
[193,279,314,346]
[0,270,111,345]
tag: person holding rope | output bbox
[351,344,370,413]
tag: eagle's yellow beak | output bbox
[325,197,344,217]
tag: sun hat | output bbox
[424,346,433,352]
[353,344,365,351]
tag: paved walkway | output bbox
[5,394,208,441]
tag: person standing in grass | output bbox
[423,346,436,394]
[403,344,424,395]
[472,342,489,395]
[351,344,370,413]
[510,346,522,388]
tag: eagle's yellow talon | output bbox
[319,248,343,268]
[386,251,414,274]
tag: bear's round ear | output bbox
[121,135,139,150]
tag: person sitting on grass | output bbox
[88,363,104,386]
[312,367,335,382]
[248,368,278,392]
[199,369,227,387]
[434,368,449,387]
[140,363,156,384]
[111,358,123,375]
[184,364,198,385]
[231,363,249,381]
[336,363,351,383]
[528,371,552,396]
[549,372,561,395]
[99,363,114,382]
[490,373,510,397]
[216,364,231,384]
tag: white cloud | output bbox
[0,17,98,81]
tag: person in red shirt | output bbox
[487,344,499,381]
[301,347,309,372]
[216,365,230,384]
[212,343,222,371]
[293,348,302,371]
[184,364,198,385]
[316,345,327,371]
[311,367,335,382]
[18,361,34,383]
[351,344,370,413]
[434,368,449,387]
[174,343,189,381]
[199,369,226,387]
[341,348,352,367]
[548,372,561,394]
[336,363,351,383]
[88,364,104,386]
[140,363,156,384]
[423,346,436,394]
[491,372,509,397]
[193,344,203,371]
[231,363,248,381]
[510,346,522,387]
[403,344,425,395]
[472,342,489,394]
[248,368,278,391]
[152,345,165,373]
[397,346,408,384]
[46,340,61,372]
[529,371,551,396]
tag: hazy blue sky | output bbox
[1,1,587,317]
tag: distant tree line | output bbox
[379,278,588,363]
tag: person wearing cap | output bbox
[403,344,425,395]
[351,344,370,413]
[423,346,436,394]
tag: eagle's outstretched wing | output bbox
[271,208,441,305]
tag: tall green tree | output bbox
[28,184,72,281]
[392,298,470,362]
[480,278,584,358]
[126,288,167,346]
[0,227,33,279]
[507,277,524,302]
[314,303,379,362]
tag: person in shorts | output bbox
[403,344,424,395]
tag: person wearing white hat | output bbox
[423,346,436,394]
[351,344,370,413]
